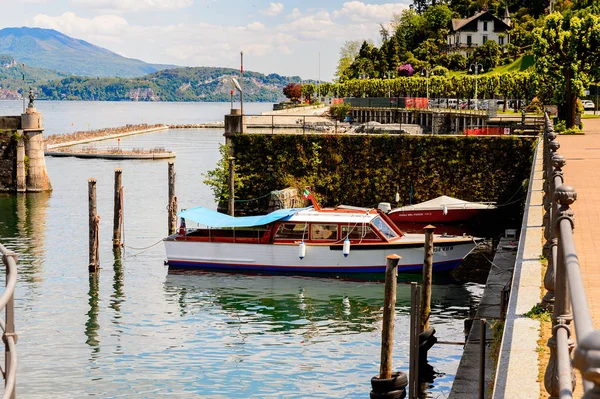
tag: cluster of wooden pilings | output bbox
[373,226,439,399]
[87,162,177,272]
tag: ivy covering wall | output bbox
[228,134,537,210]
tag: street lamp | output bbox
[230,76,243,109]
[469,62,484,110]
[386,71,395,98]
[359,73,369,98]
[421,68,430,108]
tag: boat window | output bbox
[311,224,338,240]
[371,217,398,239]
[274,223,307,240]
[341,224,380,241]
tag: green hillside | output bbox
[36,66,301,102]
[0,27,178,78]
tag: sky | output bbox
[2,0,411,81]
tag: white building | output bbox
[447,9,512,58]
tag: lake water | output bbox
[0,101,483,398]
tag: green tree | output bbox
[301,83,316,103]
[335,40,361,80]
[533,11,600,127]
[470,40,501,71]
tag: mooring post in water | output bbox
[228,157,235,216]
[420,225,435,333]
[479,318,487,399]
[409,282,421,399]
[88,178,99,272]
[379,254,400,379]
[113,168,123,247]
[168,162,177,235]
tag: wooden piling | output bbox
[88,178,99,272]
[420,225,435,333]
[409,282,421,399]
[228,157,235,216]
[113,169,123,247]
[168,162,177,235]
[379,254,400,379]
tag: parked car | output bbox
[582,100,595,110]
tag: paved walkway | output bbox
[557,118,600,328]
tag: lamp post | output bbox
[469,62,484,110]
[386,71,395,98]
[422,68,430,108]
[359,73,369,98]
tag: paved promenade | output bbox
[557,118,600,328]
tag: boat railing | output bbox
[541,113,600,398]
[0,243,17,399]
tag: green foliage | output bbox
[533,10,600,128]
[211,135,536,212]
[525,304,552,322]
[335,71,534,99]
[202,144,245,202]
[328,103,352,121]
[470,41,502,71]
[431,66,449,77]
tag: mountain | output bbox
[0,27,178,78]
[36,66,301,102]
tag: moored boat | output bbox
[164,194,479,275]
[386,195,497,224]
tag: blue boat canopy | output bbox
[177,206,309,228]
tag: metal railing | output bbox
[0,244,17,399]
[541,113,600,399]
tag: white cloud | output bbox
[72,0,193,12]
[247,22,265,31]
[34,12,129,37]
[29,4,404,80]
[261,2,284,16]
[332,1,408,23]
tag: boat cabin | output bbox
[175,207,403,245]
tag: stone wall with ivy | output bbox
[0,130,17,191]
[228,134,537,214]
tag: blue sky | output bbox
[4,0,411,80]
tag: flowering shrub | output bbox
[397,64,415,77]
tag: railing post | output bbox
[545,184,577,398]
[574,330,600,398]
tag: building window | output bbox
[483,21,488,31]
[499,36,504,45]
[483,35,488,44]
[467,35,472,46]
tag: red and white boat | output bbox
[386,196,497,224]
[164,194,479,275]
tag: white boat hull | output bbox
[164,236,477,274]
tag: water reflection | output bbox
[164,272,477,337]
[85,272,100,357]
[0,192,50,283]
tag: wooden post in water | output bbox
[420,225,435,333]
[168,162,177,235]
[228,157,235,216]
[409,282,421,399]
[379,254,400,379]
[113,169,123,247]
[88,178,99,272]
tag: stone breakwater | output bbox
[45,124,168,150]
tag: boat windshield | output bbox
[371,216,398,240]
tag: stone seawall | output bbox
[0,130,16,191]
